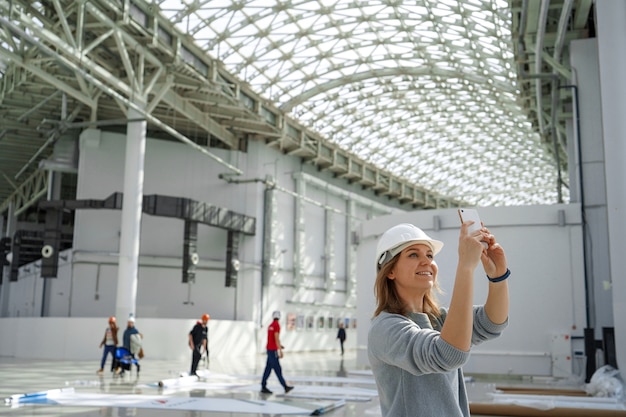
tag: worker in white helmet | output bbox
[368,221,510,417]
[260,310,294,394]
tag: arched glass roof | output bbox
[156,0,565,206]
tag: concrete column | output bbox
[595,1,626,372]
[324,208,336,292]
[0,202,16,316]
[569,38,612,337]
[260,178,277,327]
[115,105,146,322]
[293,175,305,292]
[345,200,357,307]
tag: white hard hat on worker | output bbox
[376,223,444,271]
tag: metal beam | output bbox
[280,67,516,112]
[0,45,97,108]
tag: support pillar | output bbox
[596,1,626,373]
[115,105,146,322]
[0,202,15,316]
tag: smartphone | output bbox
[458,208,482,232]
[458,208,488,247]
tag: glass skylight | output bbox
[156,0,565,206]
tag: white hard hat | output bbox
[272,310,281,320]
[376,223,444,270]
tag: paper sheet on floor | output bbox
[488,392,626,411]
[10,389,344,415]
[142,372,379,401]
[145,379,378,402]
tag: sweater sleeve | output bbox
[368,312,470,376]
[471,306,508,346]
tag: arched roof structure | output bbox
[0,0,594,212]
[157,0,568,206]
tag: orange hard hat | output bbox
[201,314,210,321]
[108,316,116,323]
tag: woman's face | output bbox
[387,243,438,295]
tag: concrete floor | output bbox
[0,350,551,417]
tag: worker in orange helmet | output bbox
[188,313,210,376]
[97,316,118,374]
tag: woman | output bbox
[368,221,509,417]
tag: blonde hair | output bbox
[373,255,442,320]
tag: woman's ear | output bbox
[386,269,396,280]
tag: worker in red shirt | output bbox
[260,311,294,394]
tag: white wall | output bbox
[356,204,587,378]
[73,129,264,322]
[0,130,372,357]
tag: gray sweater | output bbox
[368,307,507,417]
